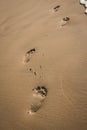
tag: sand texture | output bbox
[0,0,87,130]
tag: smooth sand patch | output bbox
[0,0,87,130]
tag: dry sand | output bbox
[0,0,87,130]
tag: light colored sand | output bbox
[0,0,87,130]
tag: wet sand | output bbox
[0,0,87,130]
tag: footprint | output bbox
[28,86,48,115]
[60,17,70,27]
[52,5,60,12]
[23,48,36,63]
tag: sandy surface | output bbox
[0,0,87,130]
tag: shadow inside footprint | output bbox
[28,86,48,114]
[32,86,48,97]
[26,48,36,54]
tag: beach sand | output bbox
[0,0,87,130]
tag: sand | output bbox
[0,0,87,130]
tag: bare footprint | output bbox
[53,5,60,12]
[28,86,48,115]
[23,48,36,63]
[60,17,70,27]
